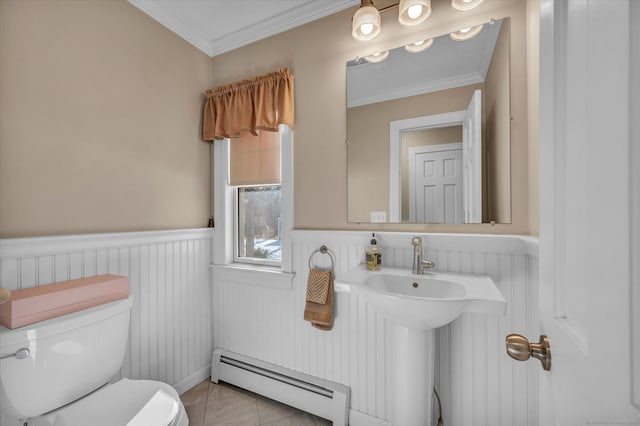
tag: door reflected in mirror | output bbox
[405,126,465,223]
[394,89,482,224]
[347,18,512,224]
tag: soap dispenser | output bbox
[366,233,382,271]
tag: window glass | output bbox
[237,185,281,264]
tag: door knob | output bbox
[505,334,551,371]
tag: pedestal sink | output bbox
[335,265,506,426]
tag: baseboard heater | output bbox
[211,349,350,426]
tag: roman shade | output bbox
[202,68,294,141]
[230,130,280,186]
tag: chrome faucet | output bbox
[411,236,435,274]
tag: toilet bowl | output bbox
[0,297,188,426]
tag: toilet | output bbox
[0,297,188,426]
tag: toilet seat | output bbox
[40,378,188,426]
[126,388,179,426]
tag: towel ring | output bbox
[308,245,335,272]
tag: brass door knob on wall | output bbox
[505,334,551,371]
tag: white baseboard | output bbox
[173,365,212,395]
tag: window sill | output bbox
[210,264,295,290]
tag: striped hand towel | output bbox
[303,268,334,330]
[305,269,331,304]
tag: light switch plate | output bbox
[370,211,387,223]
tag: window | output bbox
[206,68,294,285]
[230,130,281,266]
[213,125,293,277]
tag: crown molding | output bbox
[207,0,358,57]
[129,0,215,56]
[129,0,358,57]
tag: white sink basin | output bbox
[335,265,506,329]
[365,274,466,298]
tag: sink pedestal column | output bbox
[392,325,435,426]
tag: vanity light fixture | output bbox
[451,0,484,11]
[364,50,390,63]
[352,0,431,41]
[450,23,484,41]
[352,0,381,41]
[404,38,433,53]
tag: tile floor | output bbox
[180,378,332,426]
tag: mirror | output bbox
[347,18,511,224]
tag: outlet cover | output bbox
[370,211,387,223]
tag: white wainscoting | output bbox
[211,230,540,426]
[1,228,539,426]
[0,229,213,426]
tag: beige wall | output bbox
[0,0,212,238]
[346,85,479,222]
[211,0,535,234]
[0,0,539,237]
[484,19,512,223]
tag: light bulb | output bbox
[398,0,431,27]
[450,24,484,41]
[352,3,381,41]
[407,4,423,19]
[404,38,433,53]
[360,23,374,35]
[451,0,484,11]
[364,50,389,63]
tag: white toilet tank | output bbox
[0,297,133,420]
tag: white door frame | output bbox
[389,110,466,222]
[462,90,483,223]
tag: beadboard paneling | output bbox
[0,229,213,425]
[1,229,539,425]
[211,230,540,426]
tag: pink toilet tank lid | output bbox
[0,274,129,329]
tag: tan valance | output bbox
[202,68,294,141]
